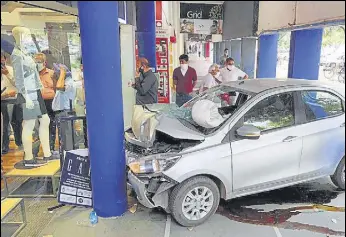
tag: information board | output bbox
[58,149,92,207]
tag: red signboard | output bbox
[156,38,170,103]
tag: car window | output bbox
[243,92,295,132]
[301,90,344,122]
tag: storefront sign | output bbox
[156,29,169,38]
[58,149,92,207]
[180,3,223,35]
[187,33,212,42]
[156,38,170,103]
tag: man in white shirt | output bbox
[219,58,248,105]
[219,57,248,82]
[199,64,221,94]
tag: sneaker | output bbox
[43,154,60,162]
[51,151,60,156]
[24,159,47,167]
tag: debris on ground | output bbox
[331,219,338,224]
[129,203,138,214]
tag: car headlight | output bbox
[128,154,181,174]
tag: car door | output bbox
[297,89,345,177]
[230,91,303,195]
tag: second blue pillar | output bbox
[136,1,157,70]
[288,28,323,80]
[257,34,279,78]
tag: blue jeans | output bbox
[176,93,192,107]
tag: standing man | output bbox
[219,48,229,67]
[34,53,57,153]
[219,57,248,105]
[133,58,158,105]
[173,54,198,107]
[220,57,248,82]
[1,52,23,154]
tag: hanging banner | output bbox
[180,3,223,35]
[156,37,170,103]
[155,1,170,103]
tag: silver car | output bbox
[126,79,345,227]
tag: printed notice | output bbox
[58,149,93,207]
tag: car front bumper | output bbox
[128,171,156,209]
[127,171,177,210]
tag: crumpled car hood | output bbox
[145,104,205,141]
[155,114,205,141]
[128,104,204,148]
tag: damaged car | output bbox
[126,79,345,227]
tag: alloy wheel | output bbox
[182,186,214,221]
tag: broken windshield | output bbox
[166,85,252,134]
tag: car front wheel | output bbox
[331,158,345,190]
[169,176,220,227]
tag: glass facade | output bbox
[1,2,86,236]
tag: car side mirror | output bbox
[236,124,261,140]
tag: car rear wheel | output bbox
[169,176,220,227]
[331,158,345,190]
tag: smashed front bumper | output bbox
[127,171,177,211]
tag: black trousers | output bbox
[44,99,57,151]
[1,103,23,150]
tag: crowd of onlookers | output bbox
[1,49,85,161]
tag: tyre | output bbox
[169,176,220,227]
[331,158,345,190]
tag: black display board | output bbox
[58,149,92,207]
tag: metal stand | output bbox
[1,198,27,237]
[56,115,88,169]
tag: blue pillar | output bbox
[230,40,242,67]
[257,34,279,78]
[241,38,257,78]
[288,28,323,80]
[136,1,156,70]
[78,1,127,218]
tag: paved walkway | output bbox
[38,179,345,237]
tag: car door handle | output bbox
[283,136,298,142]
[341,123,345,127]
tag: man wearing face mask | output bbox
[220,57,248,83]
[173,54,198,107]
[219,48,229,67]
[34,53,56,152]
[133,57,158,105]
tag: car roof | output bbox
[225,78,345,97]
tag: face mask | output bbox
[215,72,221,78]
[37,63,45,72]
[227,65,234,70]
[180,64,188,70]
[138,66,144,73]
